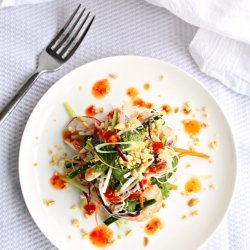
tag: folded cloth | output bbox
[146,0,250,97]
[0,0,53,7]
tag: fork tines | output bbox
[46,4,95,61]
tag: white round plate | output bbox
[19,56,237,250]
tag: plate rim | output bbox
[18,55,237,250]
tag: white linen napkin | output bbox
[0,0,52,7]
[146,0,250,97]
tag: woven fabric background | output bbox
[0,0,249,249]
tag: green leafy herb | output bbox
[94,163,108,173]
[172,156,179,168]
[69,163,90,178]
[112,110,118,130]
[112,168,130,183]
[127,200,139,212]
[151,177,172,199]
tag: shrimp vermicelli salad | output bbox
[59,103,209,225]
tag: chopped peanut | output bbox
[209,183,217,189]
[109,73,118,79]
[209,141,219,149]
[190,210,199,216]
[72,218,80,228]
[126,229,134,237]
[182,215,188,220]
[43,199,55,206]
[144,236,149,247]
[183,101,192,114]
[188,198,200,207]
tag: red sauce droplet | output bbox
[143,83,150,90]
[145,217,163,235]
[84,202,96,215]
[183,120,202,135]
[127,87,139,98]
[132,97,154,109]
[185,177,202,192]
[92,79,110,99]
[50,173,67,190]
[128,192,141,200]
[104,187,123,203]
[89,224,114,248]
[85,105,104,117]
[148,162,167,174]
[152,141,165,153]
[161,104,172,114]
[101,130,120,143]
[63,130,84,151]
[86,105,96,117]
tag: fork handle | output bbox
[0,71,43,126]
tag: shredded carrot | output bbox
[173,147,210,159]
[94,202,101,226]
[139,192,144,208]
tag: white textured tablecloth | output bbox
[0,0,249,249]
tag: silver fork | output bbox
[0,4,95,126]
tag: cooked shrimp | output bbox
[128,185,163,222]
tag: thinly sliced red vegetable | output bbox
[115,145,128,162]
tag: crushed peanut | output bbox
[48,149,53,155]
[174,107,179,113]
[209,159,215,164]
[183,101,192,114]
[171,184,178,190]
[209,141,219,149]
[182,215,188,220]
[109,73,118,79]
[53,119,57,122]
[82,122,89,128]
[160,74,164,80]
[72,218,80,228]
[43,199,55,206]
[110,239,116,245]
[117,234,122,239]
[79,85,83,91]
[70,204,77,210]
[186,164,191,168]
[126,229,134,237]
[209,183,217,189]
[82,233,89,239]
[50,156,58,166]
[162,202,166,208]
[115,220,122,228]
[190,210,199,216]
[188,198,200,207]
[144,236,149,247]
[67,234,72,240]
[84,214,91,219]
[33,162,39,167]
[35,136,39,140]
